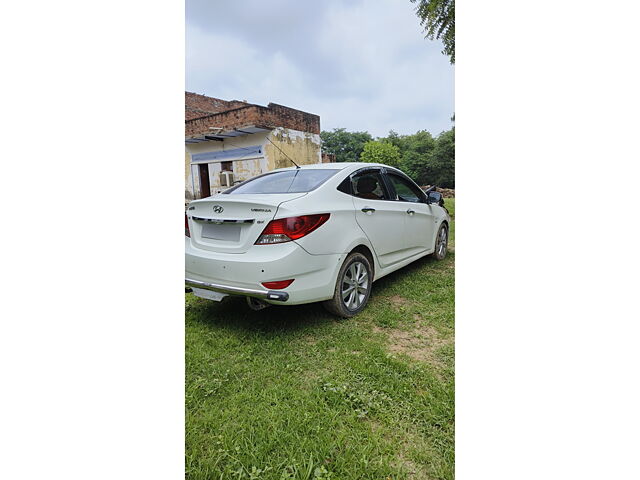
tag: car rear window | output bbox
[223,169,340,194]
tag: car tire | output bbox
[322,252,373,318]
[432,223,448,260]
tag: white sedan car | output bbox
[185,162,450,317]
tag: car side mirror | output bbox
[427,191,443,205]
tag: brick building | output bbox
[185,92,322,200]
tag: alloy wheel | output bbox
[437,226,448,257]
[341,261,369,310]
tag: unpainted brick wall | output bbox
[185,103,320,137]
[322,153,336,163]
[185,92,248,120]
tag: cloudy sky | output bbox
[186,0,454,138]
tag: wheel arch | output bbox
[349,244,376,279]
[430,217,450,254]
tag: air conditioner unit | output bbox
[220,170,234,187]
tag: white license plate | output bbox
[201,223,241,242]
[191,288,228,302]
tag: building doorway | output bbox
[198,163,211,198]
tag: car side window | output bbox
[351,170,390,201]
[387,173,425,203]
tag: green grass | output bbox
[186,198,455,480]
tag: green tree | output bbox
[430,128,455,188]
[359,141,402,168]
[384,130,404,150]
[379,128,454,188]
[411,0,455,64]
[397,130,437,184]
[320,128,373,163]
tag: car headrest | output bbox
[357,176,378,193]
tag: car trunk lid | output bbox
[187,193,307,253]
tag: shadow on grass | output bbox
[372,251,454,292]
[187,252,454,336]
[187,294,338,336]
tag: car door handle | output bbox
[406,209,415,215]
[361,207,376,213]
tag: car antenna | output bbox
[266,137,300,169]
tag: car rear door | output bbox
[383,170,435,256]
[350,167,409,268]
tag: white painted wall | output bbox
[185,131,270,197]
[184,127,322,198]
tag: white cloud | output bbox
[186,0,454,137]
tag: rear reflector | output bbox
[261,279,295,289]
[255,214,330,244]
[185,214,190,237]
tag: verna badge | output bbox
[212,205,224,213]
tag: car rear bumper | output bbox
[185,278,289,302]
[185,238,344,305]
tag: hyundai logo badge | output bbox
[212,205,224,213]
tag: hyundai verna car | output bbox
[185,162,450,317]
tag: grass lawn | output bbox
[186,198,455,480]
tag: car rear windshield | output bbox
[223,169,340,194]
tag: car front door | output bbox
[383,170,436,256]
[350,168,409,268]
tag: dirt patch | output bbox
[421,185,455,198]
[374,324,450,367]
[389,295,412,308]
[368,420,433,479]
[396,455,431,480]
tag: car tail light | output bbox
[262,279,294,289]
[255,214,330,245]
[185,214,190,237]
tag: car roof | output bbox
[274,162,385,172]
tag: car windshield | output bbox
[224,169,340,194]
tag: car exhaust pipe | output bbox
[246,297,271,311]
